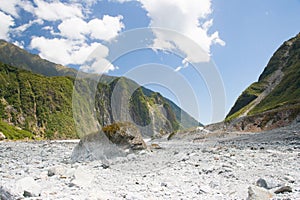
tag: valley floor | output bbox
[1,124,300,200]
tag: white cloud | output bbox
[33,0,83,21]
[0,0,20,17]
[139,0,225,63]
[58,17,89,40]
[88,15,124,41]
[58,15,124,41]
[30,37,96,65]
[80,44,118,74]
[30,36,117,73]
[0,11,14,40]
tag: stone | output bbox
[0,131,6,140]
[71,122,146,162]
[150,143,162,149]
[0,187,15,200]
[283,175,295,183]
[102,122,147,151]
[256,178,268,189]
[274,186,292,194]
[161,182,167,187]
[71,131,125,162]
[72,167,94,188]
[247,186,273,200]
[127,153,137,161]
[47,165,67,177]
[15,177,41,197]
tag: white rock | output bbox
[0,131,6,140]
[15,177,41,197]
[127,153,137,161]
[72,167,94,188]
[247,185,273,200]
[47,165,66,177]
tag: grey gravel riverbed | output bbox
[0,125,300,200]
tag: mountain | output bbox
[224,33,300,131]
[0,41,200,139]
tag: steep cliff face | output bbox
[225,33,300,131]
[0,63,76,139]
[0,41,199,139]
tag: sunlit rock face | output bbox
[71,122,147,162]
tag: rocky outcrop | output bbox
[71,122,146,162]
[224,33,300,131]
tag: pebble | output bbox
[247,185,273,200]
[274,186,293,194]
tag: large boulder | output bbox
[71,122,146,162]
[102,122,147,151]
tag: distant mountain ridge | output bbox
[223,33,300,131]
[0,40,200,139]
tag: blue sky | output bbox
[0,0,299,125]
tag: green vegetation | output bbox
[0,40,200,139]
[0,120,34,140]
[0,63,77,139]
[226,81,267,120]
[226,33,300,121]
[129,88,151,126]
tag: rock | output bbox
[102,122,147,151]
[256,178,268,189]
[101,163,109,169]
[15,177,41,197]
[127,153,137,161]
[161,182,167,187]
[71,131,125,162]
[47,165,67,177]
[0,187,15,200]
[0,131,6,140]
[283,175,295,183]
[274,186,292,194]
[23,190,34,197]
[72,167,94,188]
[150,143,162,149]
[247,186,273,200]
[71,122,146,162]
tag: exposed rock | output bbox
[15,177,41,197]
[71,131,125,162]
[0,187,15,200]
[150,143,162,149]
[274,186,292,194]
[72,122,147,162]
[247,186,273,200]
[102,122,147,151]
[47,165,67,177]
[71,167,94,188]
[0,131,6,140]
[256,178,268,189]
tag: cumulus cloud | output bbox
[0,0,20,17]
[58,15,124,41]
[30,37,117,73]
[0,11,14,40]
[80,44,118,74]
[139,0,225,64]
[33,0,83,21]
[30,37,96,65]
